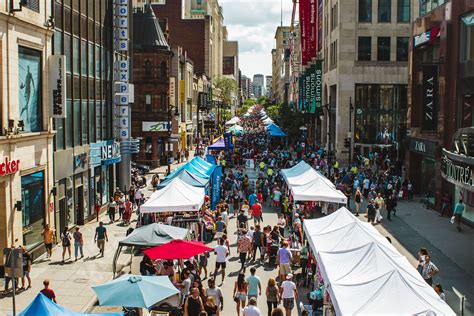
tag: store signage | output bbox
[101,140,121,165]
[142,121,168,132]
[305,68,311,112]
[170,77,176,106]
[421,65,438,131]
[313,60,323,112]
[114,0,129,140]
[299,0,311,65]
[0,157,20,176]
[179,80,185,104]
[48,55,66,118]
[309,0,317,56]
[414,27,441,48]
[408,136,437,158]
[198,92,208,109]
[441,149,474,190]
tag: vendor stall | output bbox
[303,207,456,315]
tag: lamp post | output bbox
[167,105,179,176]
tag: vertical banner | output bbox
[298,75,304,111]
[300,0,312,65]
[305,67,311,112]
[421,65,438,131]
[211,166,222,210]
[317,0,323,52]
[224,132,233,154]
[49,55,66,118]
[313,60,323,113]
[19,47,42,132]
[308,64,316,113]
[310,0,317,59]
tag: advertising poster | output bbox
[421,65,438,131]
[19,47,42,132]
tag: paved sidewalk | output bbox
[374,200,474,315]
[0,153,196,315]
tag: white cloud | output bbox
[221,0,293,77]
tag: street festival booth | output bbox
[20,293,123,316]
[157,169,209,189]
[266,123,287,138]
[207,136,234,150]
[303,207,455,315]
[112,223,189,276]
[225,116,240,125]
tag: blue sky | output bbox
[220,0,294,78]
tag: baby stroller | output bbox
[268,243,279,267]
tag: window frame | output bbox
[396,0,410,22]
[396,37,409,61]
[358,0,372,23]
[377,37,391,61]
[378,0,391,23]
[358,36,372,61]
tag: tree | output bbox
[257,96,270,108]
[266,105,280,121]
[276,102,306,139]
[236,99,256,116]
[212,77,238,108]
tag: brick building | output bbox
[132,6,175,167]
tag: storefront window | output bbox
[101,166,109,205]
[21,171,45,250]
[354,84,407,144]
[455,186,474,223]
[66,176,75,227]
[422,158,436,204]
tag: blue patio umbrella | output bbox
[20,293,122,316]
[92,275,179,309]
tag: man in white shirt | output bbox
[242,297,261,316]
[279,273,298,316]
[213,238,229,285]
[134,187,142,210]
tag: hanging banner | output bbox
[224,132,233,154]
[317,0,323,52]
[211,166,222,210]
[311,60,323,113]
[309,0,317,59]
[300,0,312,65]
[298,75,304,111]
[308,64,316,113]
[49,55,66,118]
[421,65,438,131]
[305,68,311,112]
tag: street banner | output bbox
[305,67,311,112]
[310,0,317,58]
[318,0,323,51]
[421,65,438,131]
[311,60,323,113]
[211,166,222,210]
[308,64,316,113]
[300,0,311,65]
[298,75,304,111]
[206,154,217,165]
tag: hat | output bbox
[286,273,293,280]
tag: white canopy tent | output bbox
[291,179,347,203]
[225,116,240,125]
[303,208,455,316]
[141,177,205,213]
[262,117,273,124]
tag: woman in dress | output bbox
[266,278,279,316]
[233,272,248,316]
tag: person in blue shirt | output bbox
[453,200,465,232]
[248,191,257,207]
[246,267,261,300]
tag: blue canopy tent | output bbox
[158,169,209,189]
[167,160,213,180]
[188,157,216,174]
[20,293,122,316]
[266,123,287,137]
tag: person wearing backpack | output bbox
[60,226,72,262]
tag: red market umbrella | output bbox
[143,239,213,260]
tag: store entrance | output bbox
[75,185,84,225]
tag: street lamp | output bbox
[167,105,179,176]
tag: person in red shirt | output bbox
[40,279,57,303]
[251,201,263,225]
[256,191,263,204]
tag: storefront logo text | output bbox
[0,157,20,176]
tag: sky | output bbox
[220,0,294,79]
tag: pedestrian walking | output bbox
[246,267,261,300]
[198,252,209,279]
[251,201,263,225]
[252,225,265,261]
[266,278,279,316]
[279,273,298,316]
[184,287,204,316]
[276,241,292,282]
[118,193,125,220]
[204,296,220,316]
[366,199,376,225]
[453,199,465,232]
[134,186,142,211]
[205,278,224,311]
[386,193,396,221]
[354,188,362,216]
[123,197,133,225]
[277,214,286,237]
[108,197,117,223]
[215,216,226,240]
[20,246,31,290]
[243,297,261,316]
[434,283,446,301]
[42,224,55,259]
[421,255,439,286]
[213,239,229,284]
[233,273,248,316]
[417,247,428,274]
[237,230,253,271]
[40,279,57,303]
[60,226,72,262]
[73,226,84,261]
[271,308,284,316]
[94,221,108,257]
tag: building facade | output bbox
[51,0,127,237]
[132,6,173,167]
[406,0,474,222]
[253,74,265,99]
[240,75,251,100]
[265,75,273,99]
[0,0,54,262]
[272,26,291,105]
[321,0,418,162]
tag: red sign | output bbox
[0,157,20,176]
[300,0,318,65]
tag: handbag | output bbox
[450,216,455,224]
[233,292,240,303]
